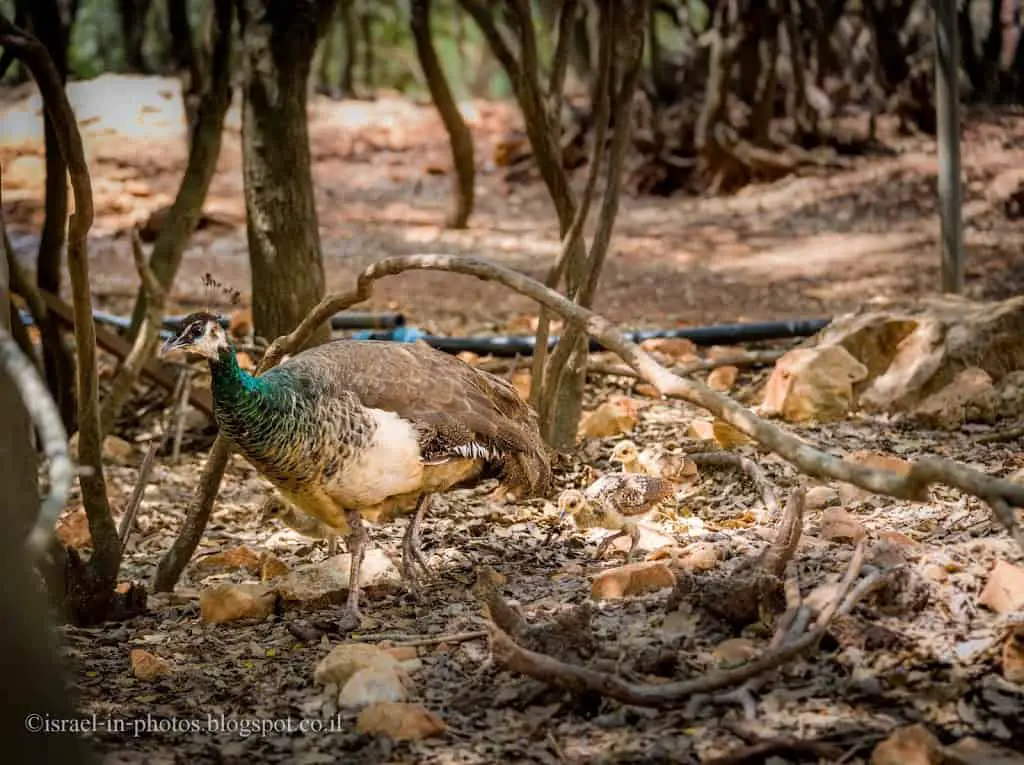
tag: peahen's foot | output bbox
[401,495,435,599]
[339,509,366,632]
[336,605,362,634]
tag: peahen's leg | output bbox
[401,494,433,595]
[338,509,366,632]
[326,533,339,557]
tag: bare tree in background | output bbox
[118,0,153,72]
[411,0,475,228]
[237,0,337,347]
[458,0,648,450]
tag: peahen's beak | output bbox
[159,335,184,358]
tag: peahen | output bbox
[161,312,553,629]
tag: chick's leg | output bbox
[338,509,366,632]
[595,531,626,560]
[401,494,433,596]
[624,521,641,563]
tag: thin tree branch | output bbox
[547,0,579,137]
[266,253,1024,548]
[101,228,166,435]
[530,0,614,408]
[0,15,120,583]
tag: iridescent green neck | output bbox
[209,344,265,406]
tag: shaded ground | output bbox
[3,76,1024,764]
[4,74,1024,335]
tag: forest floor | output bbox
[2,75,1024,764]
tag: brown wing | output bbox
[587,473,675,516]
[273,340,553,498]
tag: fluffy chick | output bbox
[611,439,698,483]
[557,472,678,561]
[259,493,340,556]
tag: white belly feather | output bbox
[326,408,425,507]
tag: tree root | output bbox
[478,542,867,708]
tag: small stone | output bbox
[314,643,401,686]
[338,664,410,708]
[199,583,276,624]
[979,560,1024,613]
[356,702,446,741]
[130,649,171,681]
[821,507,866,544]
[591,561,676,599]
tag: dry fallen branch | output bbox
[0,325,73,562]
[690,451,781,521]
[120,370,191,552]
[482,542,866,707]
[101,228,167,435]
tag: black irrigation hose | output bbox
[19,309,830,358]
[354,318,831,357]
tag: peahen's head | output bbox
[161,311,230,361]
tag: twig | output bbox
[352,630,488,648]
[0,325,73,562]
[690,451,781,521]
[529,3,611,408]
[118,439,160,551]
[171,369,192,463]
[975,424,1024,444]
[482,542,866,707]
[120,366,191,551]
[100,228,167,435]
[546,0,578,137]
[0,15,120,583]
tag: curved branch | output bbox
[0,325,72,562]
[0,14,120,582]
[265,253,1024,550]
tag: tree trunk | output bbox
[339,0,357,96]
[237,0,332,347]
[29,0,76,433]
[129,0,234,337]
[118,0,153,72]
[410,0,475,229]
[166,0,200,89]
[750,3,780,146]
[314,2,339,96]
[359,2,374,96]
